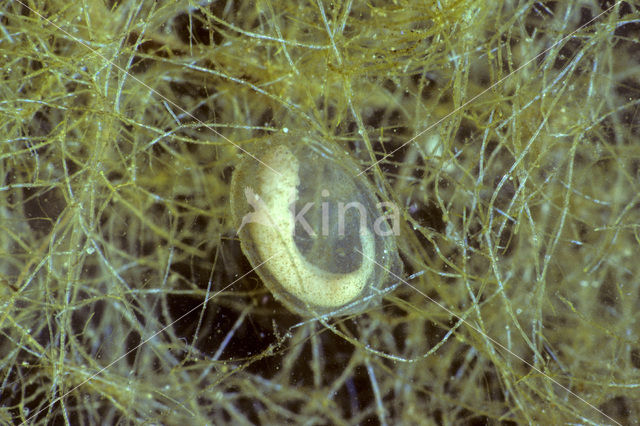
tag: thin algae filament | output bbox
[230,133,402,316]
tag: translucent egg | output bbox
[230,133,402,316]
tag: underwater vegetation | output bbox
[1,0,639,424]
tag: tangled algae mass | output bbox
[1,0,640,424]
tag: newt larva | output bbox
[230,133,402,316]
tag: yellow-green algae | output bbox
[0,0,639,424]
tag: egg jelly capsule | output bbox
[230,134,402,317]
